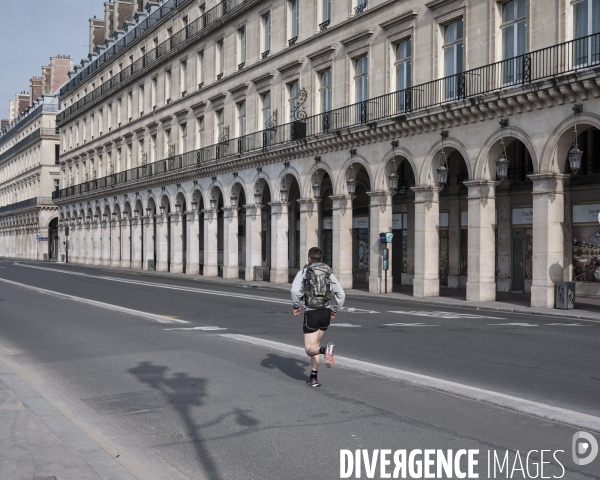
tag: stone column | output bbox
[131,215,142,269]
[155,213,169,271]
[110,218,121,267]
[269,202,289,284]
[496,192,511,292]
[244,204,262,281]
[298,199,319,264]
[203,209,218,276]
[58,224,66,262]
[368,191,393,293]
[404,200,415,284]
[530,174,568,308]
[170,212,184,273]
[93,219,102,265]
[447,198,461,288]
[222,207,239,279]
[464,180,498,302]
[85,220,94,264]
[102,218,111,265]
[143,214,155,271]
[412,186,441,297]
[120,216,131,268]
[331,195,353,290]
[186,209,200,275]
[70,222,78,263]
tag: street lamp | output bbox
[568,104,584,175]
[254,185,262,205]
[209,196,217,210]
[159,205,165,216]
[145,207,152,218]
[191,200,198,212]
[346,163,357,197]
[496,119,509,182]
[388,157,399,194]
[230,194,238,208]
[175,202,181,213]
[437,130,449,189]
[280,180,289,203]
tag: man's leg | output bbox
[304,329,326,371]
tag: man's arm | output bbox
[290,269,305,312]
[329,273,346,313]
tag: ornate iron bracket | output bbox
[293,88,308,122]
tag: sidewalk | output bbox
[11,257,600,322]
[0,350,136,480]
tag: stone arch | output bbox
[248,170,273,199]
[274,166,301,202]
[335,155,373,196]
[304,161,335,199]
[375,147,419,192]
[420,136,473,187]
[540,112,600,174]
[474,126,539,180]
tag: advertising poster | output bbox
[572,225,600,282]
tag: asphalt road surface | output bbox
[0,259,599,479]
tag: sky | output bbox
[0,0,101,119]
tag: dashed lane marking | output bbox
[388,310,505,319]
[546,323,595,326]
[383,323,440,327]
[13,263,378,313]
[489,323,539,327]
[330,323,361,328]
[0,277,190,325]
[164,326,227,331]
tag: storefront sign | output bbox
[439,212,449,228]
[353,217,369,229]
[323,218,333,230]
[573,204,600,224]
[512,207,533,225]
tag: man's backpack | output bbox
[303,262,332,309]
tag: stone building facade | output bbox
[53,0,600,308]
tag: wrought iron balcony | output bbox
[54,32,600,202]
[0,128,59,164]
[0,197,54,215]
[288,36,298,46]
[354,1,367,14]
[319,20,330,31]
[261,50,270,59]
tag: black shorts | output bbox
[303,308,332,334]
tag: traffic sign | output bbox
[35,234,39,241]
[40,237,48,241]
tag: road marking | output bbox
[330,323,361,328]
[220,334,600,433]
[164,326,227,331]
[389,310,505,320]
[14,263,377,313]
[490,323,539,327]
[547,323,594,326]
[383,323,439,327]
[0,277,190,325]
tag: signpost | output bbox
[379,232,394,294]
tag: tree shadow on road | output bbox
[128,361,259,480]
[260,353,310,381]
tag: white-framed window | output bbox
[126,143,132,170]
[197,117,205,149]
[197,51,205,87]
[90,114,95,138]
[138,139,145,165]
[164,129,172,156]
[108,104,113,131]
[262,91,272,145]
[238,28,247,68]
[574,0,600,66]
[180,60,188,95]
[289,0,299,45]
[262,13,271,56]
[319,69,332,113]
[501,0,527,84]
[98,109,103,135]
[151,77,157,109]
[138,85,145,116]
[395,38,411,111]
[151,134,157,162]
[117,98,122,125]
[217,40,224,77]
[237,101,246,137]
[289,81,299,121]
[354,56,369,103]
[165,69,172,103]
[320,0,331,29]
[179,123,187,154]
[215,109,224,142]
[443,18,464,99]
[127,91,133,121]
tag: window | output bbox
[165,129,172,156]
[90,114,95,138]
[165,70,172,103]
[217,40,224,78]
[289,81,299,121]
[320,0,331,30]
[151,134,157,162]
[443,19,464,99]
[82,118,87,143]
[127,144,132,170]
[180,60,188,95]
[138,85,145,116]
[354,56,369,122]
[117,98,122,125]
[289,0,299,45]
[502,0,527,84]
[574,0,600,66]
[127,92,133,121]
[179,123,187,154]
[355,0,367,15]
[319,69,332,122]
[238,28,246,68]
[395,38,412,111]
[151,78,157,109]
[261,92,272,146]
[262,14,271,57]
[215,109,224,142]
[197,51,204,87]
[138,139,145,165]
[197,117,205,149]
[237,101,246,137]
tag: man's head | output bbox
[308,247,322,263]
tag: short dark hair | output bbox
[308,247,322,260]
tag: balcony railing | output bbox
[54,32,600,201]
[0,128,59,164]
[58,0,237,125]
[0,197,54,215]
[0,102,59,149]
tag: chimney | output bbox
[89,16,106,54]
[104,2,115,42]
[29,76,43,106]
[49,55,74,93]
[115,0,136,29]
[1,119,9,130]
[16,92,31,116]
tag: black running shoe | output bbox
[307,376,321,387]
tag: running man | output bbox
[291,247,345,387]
